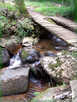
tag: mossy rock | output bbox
[20,48,40,64]
[0,46,10,69]
[48,58,62,69]
[21,50,29,59]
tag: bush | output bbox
[16,18,35,38]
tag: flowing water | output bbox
[2,39,59,101]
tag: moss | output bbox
[71,51,77,58]
[48,58,62,69]
[47,18,56,24]
[21,50,29,59]
[31,88,56,102]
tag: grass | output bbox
[0,2,16,11]
[25,0,72,16]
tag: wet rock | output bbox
[44,51,57,57]
[40,56,58,78]
[0,47,10,68]
[20,48,40,64]
[52,36,67,47]
[0,65,30,96]
[31,86,72,102]
[30,61,50,81]
[8,51,22,69]
[55,46,67,51]
[69,46,77,52]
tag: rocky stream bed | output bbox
[0,7,77,102]
[0,35,77,102]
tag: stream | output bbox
[1,38,68,101]
[2,39,56,101]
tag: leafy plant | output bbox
[0,2,16,11]
[16,18,35,37]
[71,51,77,58]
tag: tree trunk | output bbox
[15,0,30,17]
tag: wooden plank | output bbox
[49,16,77,32]
[28,10,77,45]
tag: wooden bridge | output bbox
[28,8,77,45]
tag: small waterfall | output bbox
[8,50,22,69]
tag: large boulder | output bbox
[0,36,20,48]
[40,53,77,84]
[31,86,72,102]
[0,46,10,68]
[0,65,30,96]
[20,48,40,64]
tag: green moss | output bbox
[71,51,77,58]
[47,18,56,24]
[21,50,29,59]
[48,58,62,69]
[0,86,3,97]
[0,2,16,11]
[31,88,56,102]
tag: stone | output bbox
[0,47,10,68]
[31,86,72,102]
[40,56,59,78]
[40,54,77,83]
[69,46,77,52]
[0,36,20,48]
[0,65,30,96]
[70,80,77,102]
[5,38,21,55]
[20,48,40,64]
[8,51,22,69]
[52,36,67,47]
[30,61,50,81]
[43,51,57,57]
[22,37,38,48]
[55,46,67,51]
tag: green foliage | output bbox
[16,18,35,37]
[72,0,77,21]
[71,51,77,58]
[15,0,28,16]
[31,100,56,102]
[48,58,62,69]
[0,24,3,38]
[0,16,8,37]
[33,92,40,96]
[25,0,72,16]
[0,87,3,97]
[0,2,16,11]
